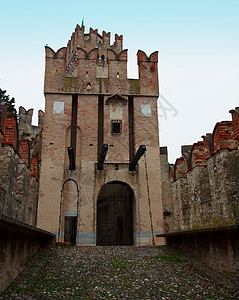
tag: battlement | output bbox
[167,108,239,182]
[44,24,159,96]
[19,106,44,136]
[66,25,123,66]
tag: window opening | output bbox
[111,120,122,135]
[101,55,105,67]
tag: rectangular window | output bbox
[111,120,122,135]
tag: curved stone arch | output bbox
[56,47,67,58]
[96,180,135,246]
[58,178,80,244]
[118,49,128,61]
[76,47,87,59]
[107,48,117,60]
[88,48,98,60]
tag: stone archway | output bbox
[96,181,134,246]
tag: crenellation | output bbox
[212,121,238,154]
[18,106,44,137]
[229,107,239,141]
[0,102,7,135]
[111,34,123,53]
[102,30,110,46]
[190,141,207,168]
[44,25,159,96]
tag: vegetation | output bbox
[0,88,17,114]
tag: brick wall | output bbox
[44,25,159,97]
[2,115,18,151]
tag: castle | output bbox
[0,25,238,291]
[37,25,164,246]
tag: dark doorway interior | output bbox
[64,216,77,245]
[97,181,134,246]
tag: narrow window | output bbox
[111,120,122,135]
[98,95,104,162]
[101,55,105,67]
[70,95,78,170]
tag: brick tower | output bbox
[37,25,164,246]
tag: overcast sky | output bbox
[0,0,238,163]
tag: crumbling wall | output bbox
[161,108,239,232]
[0,103,56,294]
[0,103,43,226]
[160,107,239,274]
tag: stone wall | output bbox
[0,102,54,293]
[160,107,239,273]
[0,213,55,293]
[0,103,43,225]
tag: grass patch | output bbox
[153,247,184,262]
[155,254,182,262]
[38,249,51,261]
[112,257,127,271]
[222,270,236,279]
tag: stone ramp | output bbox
[1,246,236,299]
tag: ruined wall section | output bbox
[161,108,239,233]
[0,103,42,226]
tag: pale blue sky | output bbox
[1,0,239,162]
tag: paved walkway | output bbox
[1,246,236,299]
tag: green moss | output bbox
[103,78,110,93]
[128,79,141,94]
[64,77,78,92]
[191,214,237,230]
[97,79,102,93]
[97,78,110,93]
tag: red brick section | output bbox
[31,155,38,179]
[202,135,212,160]
[2,114,18,151]
[102,30,110,45]
[113,34,123,49]
[0,102,7,134]
[229,108,239,141]
[190,142,207,168]
[212,121,238,154]
[19,138,30,167]
[174,155,189,180]
[137,50,159,94]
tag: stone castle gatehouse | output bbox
[37,25,164,246]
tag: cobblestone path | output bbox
[1,246,236,299]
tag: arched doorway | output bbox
[96,181,134,246]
